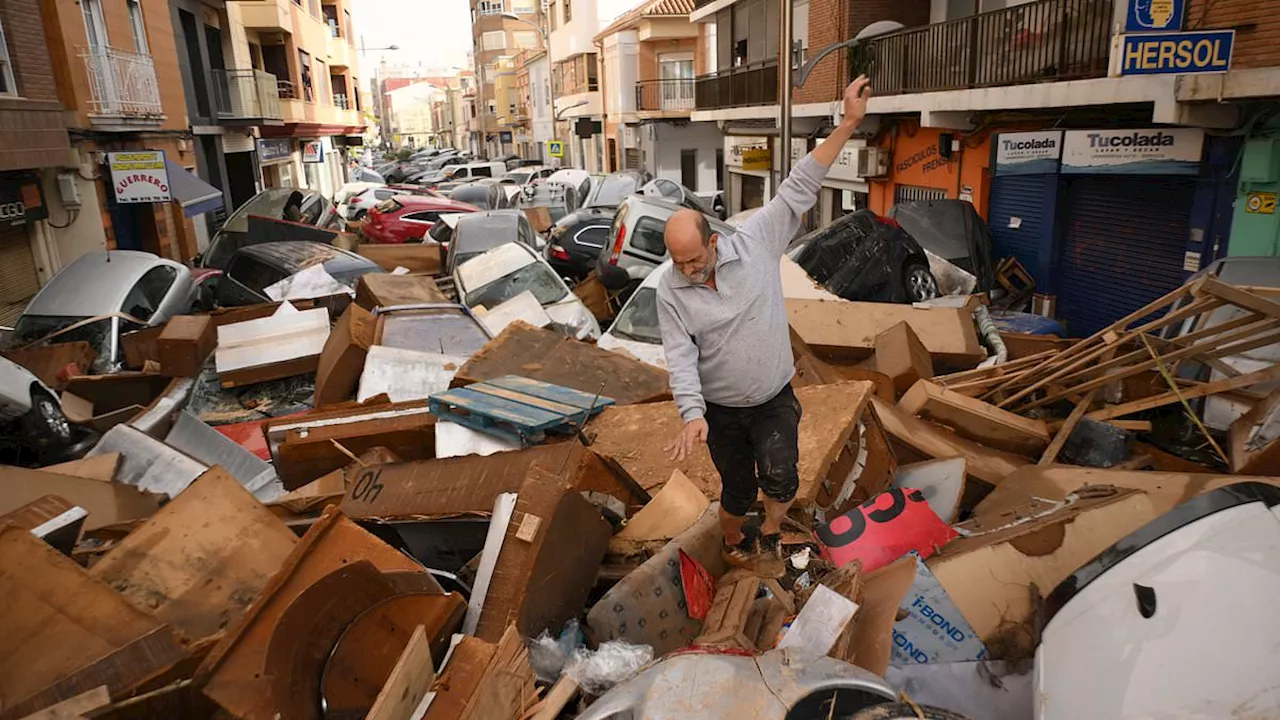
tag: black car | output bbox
[216,240,384,306]
[542,170,651,280]
[791,210,940,303]
[889,199,996,292]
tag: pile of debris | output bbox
[1,264,1278,719]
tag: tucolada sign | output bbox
[1061,128,1203,175]
[993,131,1063,176]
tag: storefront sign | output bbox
[0,172,47,228]
[302,140,325,163]
[1061,128,1203,175]
[1125,0,1185,33]
[257,138,293,165]
[993,131,1063,175]
[1246,191,1277,215]
[826,140,868,183]
[741,148,771,171]
[725,136,770,171]
[108,151,171,203]
[1121,30,1234,75]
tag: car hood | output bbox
[545,297,600,340]
[598,333,666,369]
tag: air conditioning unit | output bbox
[856,146,888,178]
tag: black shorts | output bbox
[704,384,802,517]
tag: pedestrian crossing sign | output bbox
[547,140,564,158]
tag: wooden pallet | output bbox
[429,375,615,445]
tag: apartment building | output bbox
[492,54,521,151]
[386,81,441,148]
[546,0,634,171]
[596,0,721,199]
[226,0,363,199]
[470,0,546,158]
[521,49,553,161]
[0,0,71,321]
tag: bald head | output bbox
[665,209,718,285]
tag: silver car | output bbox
[595,195,734,292]
[11,251,198,373]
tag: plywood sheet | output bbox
[357,244,444,275]
[43,453,120,482]
[0,466,160,532]
[89,468,298,645]
[899,380,1049,456]
[787,299,984,368]
[355,274,448,311]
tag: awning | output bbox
[164,158,225,217]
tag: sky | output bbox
[356,0,474,79]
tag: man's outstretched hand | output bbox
[842,74,872,127]
[666,418,708,462]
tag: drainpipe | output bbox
[779,0,793,181]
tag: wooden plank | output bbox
[1039,390,1097,466]
[1087,363,1280,421]
[454,321,670,406]
[0,526,185,718]
[1228,387,1280,475]
[874,321,934,396]
[486,375,614,410]
[16,686,109,720]
[870,396,1026,486]
[528,676,579,720]
[1198,276,1280,318]
[899,380,1050,456]
[363,626,435,720]
[466,384,586,416]
[458,626,537,720]
[0,466,160,532]
[88,468,298,646]
[42,454,120,482]
[786,299,985,367]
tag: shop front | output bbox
[258,139,297,190]
[869,125,991,217]
[724,135,772,217]
[0,172,50,324]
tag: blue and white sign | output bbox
[257,138,293,165]
[891,557,987,666]
[993,131,1063,176]
[1121,30,1234,75]
[1061,128,1204,175]
[302,140,324,164]
[1125,0,1185,33]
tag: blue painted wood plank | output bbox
[487,375,617,411]
[432,387,564,430]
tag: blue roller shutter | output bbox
[988,174,1052,289]
[1056,176,1196,336]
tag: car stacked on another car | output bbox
[454,242,600,341]
[344,184,441,221]
[544,170,650,281]
[595,195,735,294]
[362,195,480,244]
[445,209,542,274]
[449,179,513,212]
[792,209,940,304]
[216,241,384,307]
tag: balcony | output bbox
[868,0,1112,96]
[238,0,292,32]
[694,59,777,111]
[637,78,695,114]
[333,93,350,109]
[326,35,353,69]
[81,46,163,127]
[212,69,282,122]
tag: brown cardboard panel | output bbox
[357,244,444,275]
[456,626,537,720]
[787,299,985,368]
[89,468,298,646]
[845,555,916,676]
[611,470,709,547]
[454,321,670,406]
[120,326,166,370]
[269,447,401,514]
[355,274,448,311]
[43,453,121,482]
[0,526,186,718]
[0,494,74,532]
[474,467,610,642]
[587,381,875,506]
[365,626,435,720]
[870,396,1026,487]
[1229,387,1280,475]
[522,206,553,234]
[0,466,160,532]
[314,304,376,407]
[422,639,496,720]
[3,341,97,389]
[874,321,935,396]
[572,273,613,322]
[196,509,424,720]
[899,380,1050,456]
[61,373,171,414]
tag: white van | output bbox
[444,162,507,183]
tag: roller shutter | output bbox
[988,174,1051,289]
[0,225,40,325]
[1056,176,1196,336]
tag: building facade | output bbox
[469,0,545,158]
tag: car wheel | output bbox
[353,209,367,221]
[847,703,972,720]
[903,263,940,302]
[24,391,71,446]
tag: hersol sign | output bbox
[108,151,171,203]
[1061,129,1203,175]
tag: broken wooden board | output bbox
[365,625,434,720]
[421,638,496,720]
[196,508,427,720]
[16,685,110,720]
[474,467,611,642]
[0,465,160,532]
[314,303,377,407]
[215,304,330,388]
[269,447,401,515]
[611,469,709,551]
[357,243,444,275]
[787,299,985,369]
[875,321,934,396]
[355,273,449,311]
[88,467,298,646]
[1229,387,1280,475]
[42,453,121,482]
[453,321,670,406]
[899,380,1050,457]
[0,526,186,719]
[870,395,1026,487]
[587,381,876,506]
[456,626,538,720]
[999,332,1077,360]
[3,342,96,390]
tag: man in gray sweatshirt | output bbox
[657,75,872,566]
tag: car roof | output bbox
[390,194,479,211]
[623,196,735,234]
[24,250,185,317]
[235,240,366,269]
[457,208,522,226]
[456,242,540,290]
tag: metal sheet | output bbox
[165,410,282,502]
[87,424,207,498]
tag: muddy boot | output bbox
[722,526,759,568]
[753,532,786,578]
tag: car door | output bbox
[402,210,443,239]
[218,255,284,306]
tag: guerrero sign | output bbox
[108,151,171,204]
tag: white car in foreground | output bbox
[0,355,71,448]
[454,243,600,341]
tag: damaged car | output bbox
[888,199,996,293]
[791,209,940,304]
[454,243,600,340]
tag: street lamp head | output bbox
[387,44,400,50]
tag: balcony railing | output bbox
[333,93,349,109]
[212,69,282,121]
[81,46,162,116]
[278,80,298,100]
[637,78,695,112]
[694,59,777,111]
[868,0,1112,95]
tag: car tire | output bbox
[847,702,972,720]
[903,263,940,302]
[353,209,367,221]
[24,390,71,447]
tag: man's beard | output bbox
[682,247,716,285]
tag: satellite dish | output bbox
[855,20,905,41]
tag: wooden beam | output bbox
[1087,363,1280,421]
[1198,277,1280,318]
[900,381,1050,456]
[1039,390,1096,466]
[366,626,435,720]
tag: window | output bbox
[352,77,361,110]
[81,0,109,48]
[630,216,667,256]
[121,266,178,321]
[512,31,538,49]
[483,64,495,84]
[586,54,598,91]
[125,0,148,53]
[315,59,328,104]
[298,50,313,102]
[792,0,809,68]
[0,19,16,95]
[227,256,286,294]
[323,5,340,37]
[404,211,444,223]
[511,0,536,13]
[562,0,571,23]
[477,0,504,15]
[344,10,352,37]
[473,166,492,177]
[481,31,506,51]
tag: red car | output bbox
[361,195,479,244]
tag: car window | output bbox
[228,255,287,291]
[629,215,667,256]
[120,265,178,321]
[589,174,641,208]
[610,287,661,343]
[374,189,394,200]
[405,211,443,223]
[574,226,609,249]
[473,166,493,178]
[428,221,453,245]
[654,179,681,199]
[465,262,568,309]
